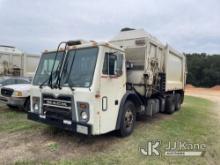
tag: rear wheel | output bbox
[118,101,136,137]
[165,96,175,114]
[175,94,181,111]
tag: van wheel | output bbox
[118,101,136,137]
[175,94,181,111]
[7,104,17,109]
[24,97,30,112]
[165,96,175,114]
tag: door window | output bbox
[102,53,123,76]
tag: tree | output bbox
[186,53,220,87]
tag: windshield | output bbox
[33,51,64,85]
[61,47,98,88]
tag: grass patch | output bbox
[55,96,220,165]
[2,96,220,165]
[48,142,59,152]
[0,104,45,133]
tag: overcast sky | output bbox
[0,0,219,54]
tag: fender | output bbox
[115,91,143,130]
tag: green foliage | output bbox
[186,53,220,87]
[48,142,59,152]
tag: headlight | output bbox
[32,97,40,113]
[77,102,90,122]
[14,91,23,97]
[33,103,39,111]
[81,111,88,120]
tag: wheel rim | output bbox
[124,109,134,129]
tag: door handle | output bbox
[102,96,108,111]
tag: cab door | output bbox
[99,48,126,134]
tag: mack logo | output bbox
[54,93,59,98]
[45,100,68,107]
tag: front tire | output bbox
[118,101,136,137]
[24,97,30,112]
[7,104,17,109]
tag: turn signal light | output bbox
[15,91,23,97]
[79,103,88,109]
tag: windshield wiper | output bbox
[54,40,78,90]
[40,40,79,90]
[63,49,77,91]
[48,42,65,88]
[56,40,79,91]
[39,77,49,89]
[38,42,66,89]
[39,71,58,89]
[55,44,68,89]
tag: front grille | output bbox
[42,94,72,120]
[1,88,14,97]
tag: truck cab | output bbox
[28,41,128,136]
[28,29,186,137]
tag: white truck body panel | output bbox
[164,45,186,91]
[110,29,186,95]
[98,46,126,134]
[23,54,40,77]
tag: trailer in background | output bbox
[0,45,40,77]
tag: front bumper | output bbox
[27,112,92,135]
[0,96,26,107]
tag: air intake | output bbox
[120,27,136,32]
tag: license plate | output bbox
[77,125,88,135]
[63,120,72,125]
[39,115,46,119]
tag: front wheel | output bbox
[118,101,136,137]
[23,97,30,112]
[7,104,17,109]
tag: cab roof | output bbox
[43,41,124,54]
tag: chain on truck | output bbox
[28,28,186,137]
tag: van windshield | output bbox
[60,47,98,88]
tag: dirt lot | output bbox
[185,85,220,103]
[185,85,220,118]
[0,87,220,164]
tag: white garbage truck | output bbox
[28,28,186,137]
